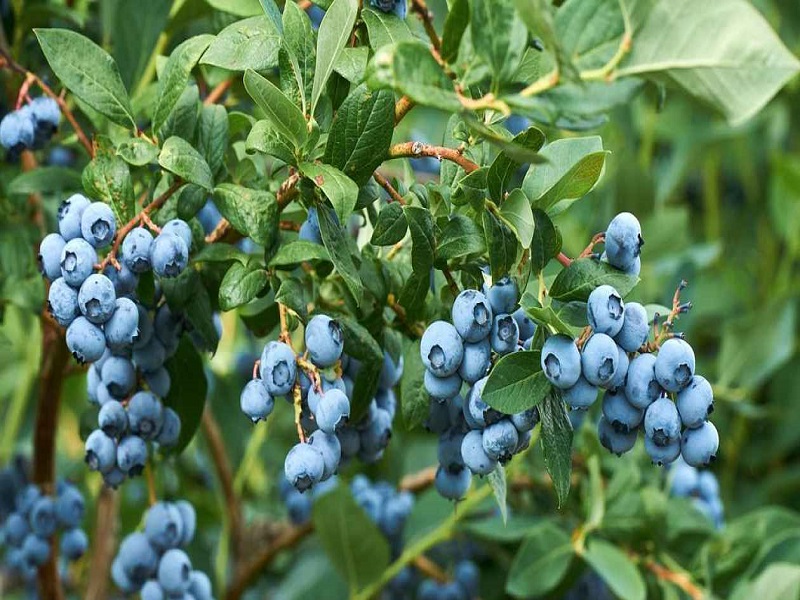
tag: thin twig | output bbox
[643,559,703,600]
[85,487,119,600]
[413,555,448,583]
[204,79,232,105]
[388,142,479,173]
[399,466,436,493]
[394,96,415,124]
[410,0,442,52]
[442,268,460,297]
[373,172,405,205]
[204,218,231,244]
[579,233,605,258]
[277,172,301,210]
[556,252,572,268]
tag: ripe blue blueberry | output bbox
[581,333,619,387]
[370,0,407,19]
[605,212,643,270]
[78,273,116,324]
[85,430,117,473]
[681,421,719,467]
[285,443,325,492]
[644,397,681,446]
[315,388,351,433]
[359,407,393,456]
[376,387,397,419]
[4,512,29,546]
[118,532,160,586]
[55,484,85,528]
[697,470,719,500]
[645,434,681,466]
[60,527,88,560]
[104,297,139,350]
[541,335,581,389]
[140,580,164,600]
[80,202,117,248]
[29,496,56,537]
[99,400,129,438]
[161,219,193,251]
[655,338,695,392]
[602,389,644,433]
[451,289,493,342]
[117,434,148,476]
[426,398,451,434]
[0,109,34,150]
[458,338,491,383]
[512,307,536,342]
[455,560,479,596]
[420,320,464,377]
[490,313,520,355]
[189,570,213,600]
[464,377,501,428]
[151,232,188,278]
[155,408,181,447]
[614,302,649,352]
[66,316,106,363]
[29,96,60,131]
[511,407,540,433]
[104,260,139,298]
[305,315,344,367]
[101,356,136,399]
[609,344,629,391]
[434,465,472,501]
[598,416,637,456]
[337,425,360,459]
[484,276,518,315]
[134,336,166,372]
[669,460,699,497]
[624,353,661,409]
[240,379,275,423]
[307,377,346,414]
[145,502,185,551]
[308,430,342,480]
[58,194,92,241]
[424,369,462,401]
[60,238,97,287]
[112,556,137,593]
[676,375,714,429]
[587,285,625,336]
[39,233,66,281]
[121,227,154,273]
[378,351,404,389]
[562,376,599,410]
[127,391,164,440]
[48,277,80,327]
[158,548,192,595]
[438,429,466,472]
[259,341,297,396]
[299,219,322,244]
[144,367,171,398]
[482,419,519,462]
[21,532,50,566]
[175,500,196,546]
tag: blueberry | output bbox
[605,212,643,270]
[29,96,60,131]
[451,289,493,342]
[101,298,137,350]
[459,430,496,475]
[359,406,393,455]
[697,471,719,501]
[299,219,322,244]
[145,502,185,551]
[39,233,66,281]
[259,341,297,396]
[197,200,223,234]
[60,237,97,287]
[511,407,540,433]
[512,307,536,341]
[128,391,164,440]
[151,232,188,278]
[240,379,275,423]
[458,339,491,383]
[140,580,165,600]
[161,219,193,251]
[60,527,88,560]
[154,304,183,347]
[284,484,312,524]
[308,430,341,480]
[484,276,518,315]
[421,321,464,377]
[117,435,147,476]
[482,419,519,462]
[541,335,581,389]
[370,0,407,19]
[80,202,116,248]
[375,387,397,419]
[112,556,137,593]
[597,416,637,456]
[21,532,50,566]
[434,465,471,501]
[99,400,129,438]
[378,350,404,389]
[337,425,360,458]
[156,408,181,447]
[669,460,699,497]
[681,421,719,467]
[55,484,85,528]
[623,256,641,276]
[438,429,466,471]
[315,388,351,433]
[28,496,56,538]
[133,303,153,349]
[624,353,661,409]
[609,344,629,391]
[102,356,136,399]
[491,313,519,355]
[455,560,479,596]
[602,388,643,433]
[655,338,695,392]
[66,316,106,363]
[0,109,34,150]
[285,443,325,492]
[188,570,213,600]
[644,397,681,446]
[305,315,344,367]
[424,369,462,401]
[16,485,42,516]
[645,434,681,466]
[134,336,166,372]
[122,227,154,273]
[614,302,649,352]
[77,273,116,324]
[4,512,29,546]
[676,375,714,429]
[58,194,92,241]
[157,549,191,594]
[175,500,196,546]
[464,377,501,428]
[48,277,80,327]
[307,377,346,414]
[562,376,599,410]
[144,367,171,398]
[581,333,618,387]
[587,285,625,336]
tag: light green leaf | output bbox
[483,351,550,413]
[213,183,279,248]
[201,16,281,71]
[117,137,160,166]
[282,1,316,113]
[268,241,331,266]
[244,69,308,150]
[441,0,469,63]
[205,0,262,16]
[299,162,359,224]
[487,126,546,202]
[470,0,528,83]
[529,208,561,273]
[219,260,269,310]
[507,522,573,597]
[584,539,646,600]
[540,393,573,507]
[8,167,82,196]
[549,258,639,302]
[245,119,296,165]
[500,190,535,249]
[333,47,369,83]
[361,6,413,51]
[197,104,229,177]
[82,153,135,223]
[158,137,214,190]
[488,465,508,524]
[311,0,359,113]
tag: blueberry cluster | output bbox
[421,278,538,500]
[279,476,339,525]
[0,471,87,585]
[0,97,60,159]
[416,561,480,600]
[669,458,724,528]
[369,0,407,19]
[112,500,213,599]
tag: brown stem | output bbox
[410,0,442,52]
[373,172,405,205]
[643,559,703,600]
[387,294,425,338]
[204,79,232,105]
[413,555,449,583]
[399,466,436,493]
[579,232,605,258]
[144,462,157,506]
[556,252,572,268]
[204,218,231,244]
[388,142,479,173]
[394,96,415,124]
[85,487,119,600]
[277,172,301,210]
[442,267,460,297]
[280,220,301,232]
[202,408,243,564]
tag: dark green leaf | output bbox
[275,278,307,321]
[111,0,170,90]
[268,241,331,266]
[311,0,359,112]
[483,211,518,281]
[282,1,316,112]
[176,184,207,221]
[540,393,573,507]
[520,294,574,336]
[483,351,549,413]
[158,137,214,190]
[441,0,469,63]
[164,337,208,454]
[451,167,488,207]
[157,84,199,142]
[470,0,528,83]
[318,204,363,304]
[437,214,486,261]
[530,208,560,273]
[299,162,359,224]
[487,127,546,202]
[117,137,160,166]
[197,104,229,178]
[201,16,281,72]
[193,243,248,265]
[218,260,269,311]
[371,202,407,246]
[244,69,308,150]
[401,340,428,431]
[507,522,573,597]
[361,6,413,51]
[404,206,435,276]
[583,539,646,600]
[82,153,135,223]
[245,119,296,165]
[549,258,639,302]
[213,184,279,248]
[8,167,82,196]
[488,465,508,524]
[339,317,383,421]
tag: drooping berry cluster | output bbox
[0,97,60,159]
[112,499,213,599]
[421,277,538,500]
[668,458,724,528]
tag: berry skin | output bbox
[259,341,297,396]
[48,277,80,327]
[605,212,643,270]
[80,202,117,248]
[4,513,29,546]
[175,500,196,546]
[155,408,181,447]
[609,344,629,391]
[482,419,519,462]
[378,351,404,389]
[359,407,393,455]
[697,471,719,500]
[655,338,696,392]
[112,557,137,593]
[118,532,159,587]
[370,0,407,19]
[29,496,57,537]
[104,297,140,350]
[151,232,188,278]
[161,219,193,251]
[78,273,117,324]
[614,302,649,352]
[101,356,137,399]
[299,219,322,244]
[314,388,351,433]
[644,397,682,446]
[188,571,213,600]
[121,227,154,273]
[541,335,581,389]
[127,391,164,440]
[308,430,342,480]
[455,560,480,596]
[676,375,714,429]
[421,321,464,377]
[140,580,165,600]
[305,315,344,367]
[307,377,346,414]
[484,276,518,315]
[464,377,502,428]
[598,416,637,456]
[145,502,185,551]
[0,109,34,150]
[60,237,98,287]
[458,339,491,384]
[563,376,599,410]
[490,313,520,355]
[645,434,681,466]
[424,369,462,401]
[681,421,719,467]
[625,353,661,409]
[511,407,540,432]
[438,429,466,471]
[58,194,92,241]
[240,379,275,423]
[60,527,88,560]
[98,400,129,438]
[39,232,66,281]
[337,425,361,458]
[66,316,106,363]
[376,387,397,419]
[117,435,148,476]
[434,465,472,501]
[285,443,325,492]
[581,333,619,388]
[29,96,60,131]
[602,389,644,433]
[21,533,50,566]
[513,307,537,342]
[144,367,171,398]
[134,337,166,372]
[669,461,699,497]
[451,289,493,342]
[55,484,85,528]
[587,285,625,336]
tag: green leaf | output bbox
[338,318,383,420]
[404,206,435,275]
[311,0,359,113]
[361,6,413,51]
[268,241,331,267]
[617,0,800,126]
[158,137,214,190]
[324,85,395,186]
[312,484,390,593]
[157,84,199,143]
[193,243,248,265]
[554,0,626,73]
[741,563,800,600]
[483,211,518,281]
[514,0,576,78]
[401,340,428,431]
[244,69,308,151]
[451,167,488,207]
[111,0,171,90]
[175,272,219,353]
[152,35,214,135]
[441,0,469,63]
[245,119,296,165]
[117,137,160,166]
[507,522,573,597]
[275,278,307,321]
[529,208,560,273]
[470,0,528,83]
[219,260,269,310]
[520,295,574,336]
[483,351,549,413]
[499,190,535,249]
[540,393,573,507]
[259,0,283,32]
[82,153,135,223]
[549,258,639,303]
[487,127,546,202]
[34,28,134,128]
[437,214,486,261]
[333,47,369,83]
[282,0,316,113]
[197,104,229,178]
[299,162,359,224]
[488,465,508,524]
[201,16,281,72]
[318,204,363,304]
[164,337,208,454]
[212,184,279,248]
[7,167,82,196]
[206,0,262,16]
[371,202,407,246]
[583,539,646,600]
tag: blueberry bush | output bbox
[1,0,799,598]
